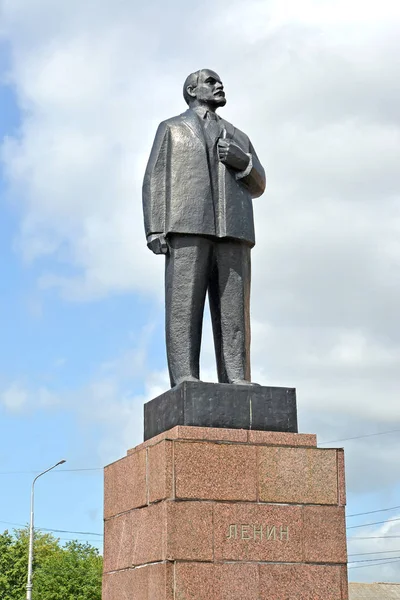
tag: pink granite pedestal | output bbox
[103,427,348,600]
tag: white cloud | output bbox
[80,368,170,463]
[0,383,28,412]
[0,382,59,412]
[219,0,400,47]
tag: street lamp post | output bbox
[26,459,66,600]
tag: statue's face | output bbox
[193,70,226,107]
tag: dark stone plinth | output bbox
[143,381,297,441]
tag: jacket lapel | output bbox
[181,109,206,147]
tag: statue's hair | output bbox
[183,70,201,105]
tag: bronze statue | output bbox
[143,69,266,387]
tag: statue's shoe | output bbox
[174,376,200,385]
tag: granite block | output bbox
[148,441,173,504]
[102,563,173,600]
[258,446,338,505]
[105,501,214,570]
[248,430,316,447]
[337,448,347,506]
[103,570,133,600]
[104,449,147,518]
[258,564,345,600]
[130,502,166,567]
[214,563,259,600]
[103,512,133,572]
[341,564,349,600]
[144,381,298,440]
[175,562,259,600]
[175,562,213,600]
[213,503,302,562]
[175,425,248,443]
[174,441,257,501]
[303,505,347,563]
[166,501,213,561]
[128,425,248,455]
[146,563,174,600]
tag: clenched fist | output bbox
[217,138,250,172]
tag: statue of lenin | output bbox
[142,69,266,388]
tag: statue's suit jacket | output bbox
[143,108,266,247]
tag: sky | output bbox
[0,0,400,584]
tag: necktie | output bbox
[204,112,220,144]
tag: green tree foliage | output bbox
[0,528,102,600]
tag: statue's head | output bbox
[183,69,226,109]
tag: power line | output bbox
[349,555,400,564]
[0,468,102,475]
[56,537,103,543]
[0,529,102,544]
[39,527,103,537]
[349,536,400,540]
[349,549,400,557]
[347,517,400,530]
[347,504,400,518]
[0,520,26,528]
[56,468,102,472]
[318,428,400,445]
[349,557,400,570]
[0,520,103,537]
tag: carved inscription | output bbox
[227,524,290,541]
